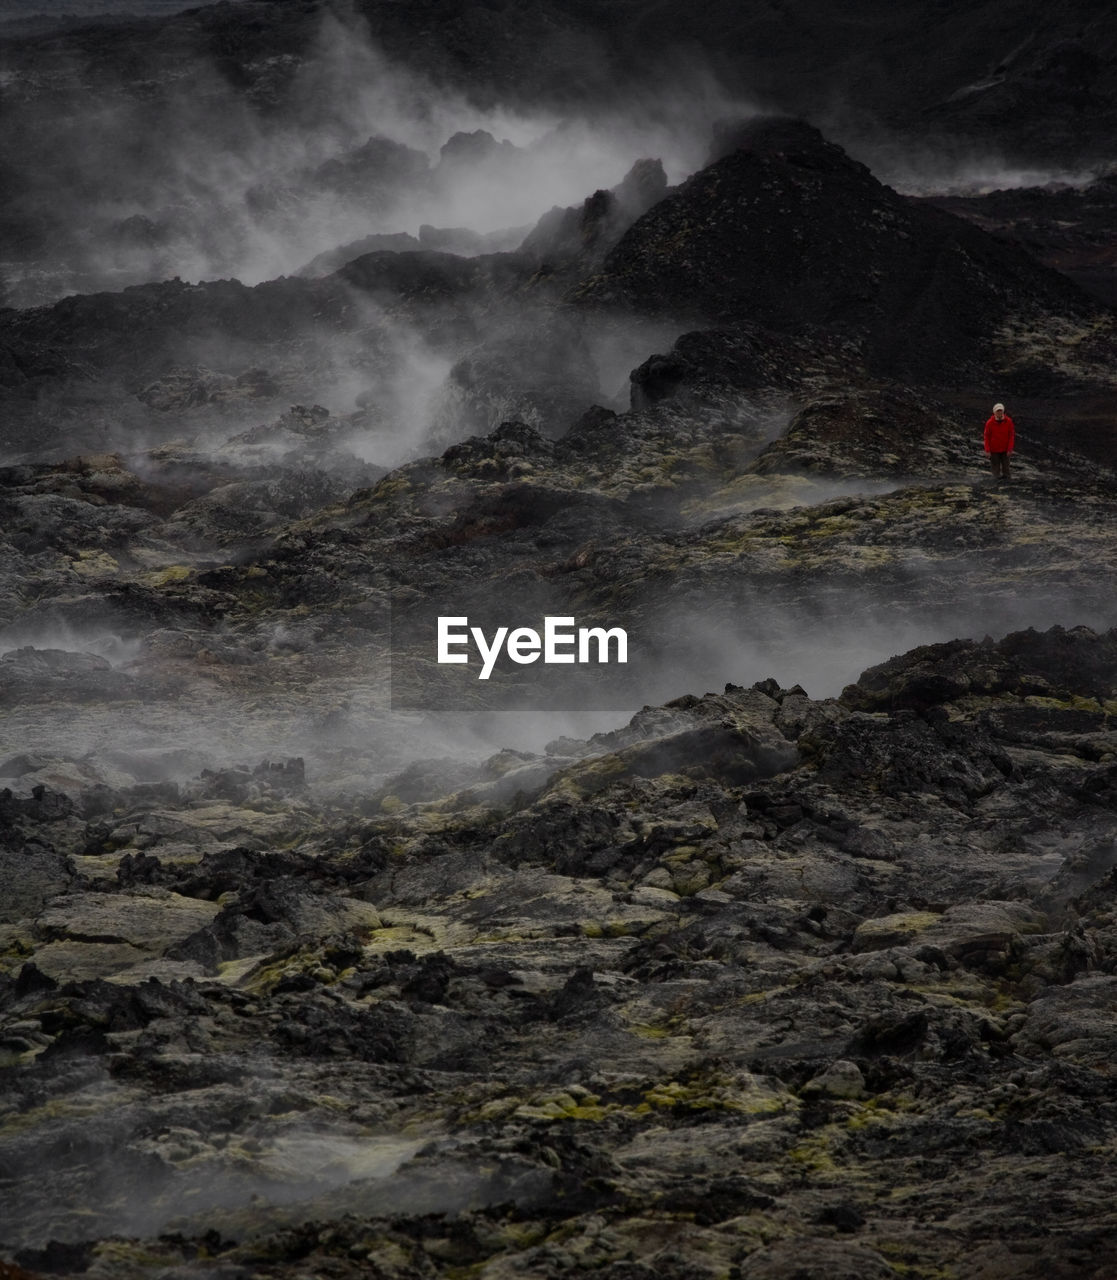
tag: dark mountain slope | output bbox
[570,119,1106,387]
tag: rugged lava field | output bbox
[2,3,1117,1278]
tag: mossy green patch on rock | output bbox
[852,911,943,952]
[149,563,193,584]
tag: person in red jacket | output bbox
[984,402,1015,481]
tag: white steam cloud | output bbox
[2,5,757,308]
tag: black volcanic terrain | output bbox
[1,4,1116,1279]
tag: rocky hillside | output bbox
[2,3,1117,1278]
[5,2,1117,312]
[568,119,1100,386]
[3,627,1117,1279]
[4,119,1114,459]
[923,175,1117,310]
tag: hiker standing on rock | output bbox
[984,402,1015,481]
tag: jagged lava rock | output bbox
[570,117,1100,385]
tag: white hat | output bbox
[993,403,1005,412]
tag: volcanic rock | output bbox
[519,158,669,273]
[571,118,1106,387]
[922,174,1117,309]
[1,8,1117,1277]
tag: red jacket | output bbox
[984,414,1015,453]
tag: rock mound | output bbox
[843,624,1117,712]
[520,158,669,272]
[571,118,1098,385]
[749,386,972,479]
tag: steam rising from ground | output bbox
[3,7,1114,792]
[839,126,1103,198]
[2,571,1107,788]
[0,1067,436,1248]
[639,585,1117,710]
[0,6,755,307]
[886,159,1100,199]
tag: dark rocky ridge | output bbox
[3,2,1117,315]
[4,119,1114,464]
[570,119,1103,387]
[922,174,1117,310]
[1,5,1116,1278]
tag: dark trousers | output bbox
[989,451,1010,480]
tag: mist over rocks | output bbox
[2,388,1117,1275]
[296,229,422,278]
[749,388,974,480]
[8,116,1112,466]
[3,627,1117,1275]
[308,132,431,204]
[1,2,1117,1276]
[519,157,669,272]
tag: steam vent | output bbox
[2,3,1117,1277]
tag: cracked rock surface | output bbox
[3,628,1117,1278]
[2,8,1117,1279]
